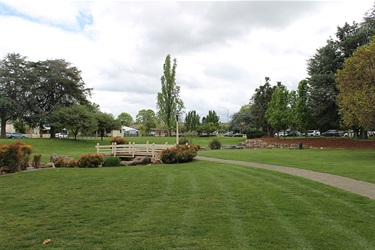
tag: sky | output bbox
[0,0,373,123]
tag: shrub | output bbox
[0,141,33,172]
[67,158,77,168]
[110,137,129,145]
[103,156,121,167]
[77,154,104,168]
[208,139,222,150]
[160,144,198,164]
[32,154,42,168]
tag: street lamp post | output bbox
[176,114,179,145]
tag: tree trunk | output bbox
[0,117,7,138]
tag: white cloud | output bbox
[0,0,373,121]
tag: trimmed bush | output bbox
[208,139,222,150]
[103,156,121,167]
[0,141,32,173]
[110,137,129,145]
[77,154,104,168]
[160,144,198,164]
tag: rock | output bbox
[133,157,151,165]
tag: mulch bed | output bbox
[258,137,375,150]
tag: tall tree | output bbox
[136,109,157,135]
[288,90,298,137]
[295,80,313,137]
[229,104,253,134]
[0,53,30,138]
[265,86,289,138]
[51,104,97,140]
[96,112,121,140]
[336,37,375,132]
[136,109,156,124]
[249,77,282,136]
[205,110,220,128]
[27,59,92,138]
[156,54,184,136]
[117,112,133,127]
[307,39,342,131]
[184,110,200,132]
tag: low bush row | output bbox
[160,144,198,164]
[51,154,105,168]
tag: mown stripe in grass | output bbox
[207,163,374,249]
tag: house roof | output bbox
[123,126,139,132]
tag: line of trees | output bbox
[230,5,375,139]
[0,53,122,140]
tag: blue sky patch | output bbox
[0,2,93,33]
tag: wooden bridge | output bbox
[95,142,175,159]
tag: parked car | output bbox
[322,129,339,137]
[288,131,301,137]
[224,132,234,137]
[6,132,26,138]
[307,130,320,136]
[275,131,288,137]
[55,133,69,139]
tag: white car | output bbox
[275,131,288,137]
[307,130,320,136]
[55,133,69,139]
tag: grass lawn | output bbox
[199,149,375,184]
[1,162,374,249]
[0,136,244,162]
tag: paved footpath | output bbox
[196,156,375,200]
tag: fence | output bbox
[95,142,174,158]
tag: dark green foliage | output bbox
[0,53,30,138]
[184,110,200,132]
[157,54,184,136]
[77,154,104,168]
[249,77,281,136]
[160,144,197,164]
[96,112,121,140]
[208,139,222,150]
[246,131,266,139]
[103,156,121,167]
[229,104,253,133]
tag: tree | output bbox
[184,110,200,132]
[205,110,220,129]
[265,86,289,138]
[136,109,157,135]
[27,59,92,138]
[136,109,156,124]
[307,39,342,131]
[0,53,30,138]
[96,112,121,140]
[287,90,298,138]
[336,36,375,132]
[229,104,253,133]
[117,112,133,127]
[51,104,97,140]
[156,54,184,136]
[249,77,281,136]
[295,80,313,137]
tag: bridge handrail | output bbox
[95,142,175,158]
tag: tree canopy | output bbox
[156,54,184,136]
[336,36,375,130]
